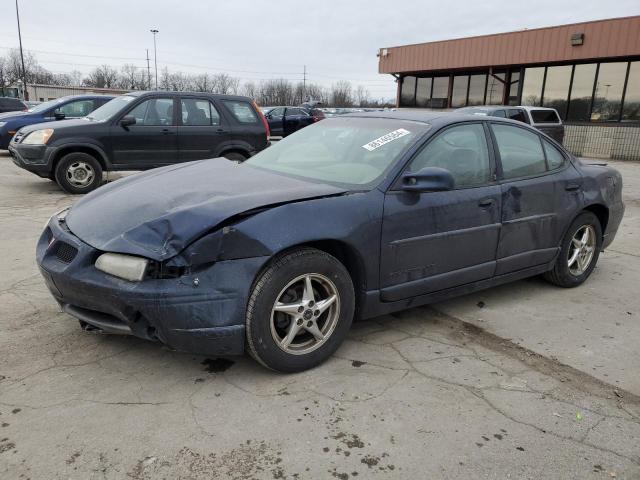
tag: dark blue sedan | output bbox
[36,111,624,372]
[0,95,113,149]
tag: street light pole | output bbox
[150,29,159,90]
[15,0,28,100]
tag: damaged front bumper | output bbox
[36,216,270,356]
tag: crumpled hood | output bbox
[66,158,346,261]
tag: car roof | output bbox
[127,90,253,102]
[456,106,514,111]
[342,109,548,129]
[53,94,115,100]
[341,109,472,126]
[517,105,558,112]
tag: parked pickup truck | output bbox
[455,105,564,144]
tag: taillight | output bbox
[253,101,270,137]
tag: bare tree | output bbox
[119,64,145,90]
[330,80,353,107]
[193,73,214,92]
[83,64,119,88]
[241,81,258,100]
[355,85,370,107]
[213,73,239,95]
[159,67,171,91]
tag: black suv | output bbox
[9,91,269,193]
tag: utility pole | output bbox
[15,0,28,100]
[146,49,151,90]
[150,29,159,90]
[302,65,307,103]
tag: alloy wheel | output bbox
[270,273,340,355]
[567,224,596,276]
[66,161,95,188]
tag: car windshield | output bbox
[245,117,429,188]
[86,95,135,121]
[28,98,67,113]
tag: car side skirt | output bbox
[359,258,557,319]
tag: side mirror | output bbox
[120,115,136,127]
[400,167,455,193]
[54,111,66,120]
[265,113,272,119]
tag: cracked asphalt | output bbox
[1,152,639,479]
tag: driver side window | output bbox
[55,100,95,118]
[408,123,491,188]
[127,98,174,126]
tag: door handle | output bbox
[565,183,581,191]
[478,198,495,208]
[161,128,175,135]
[215,128,228,134]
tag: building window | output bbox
[622,62,639,122]
[400,76,416,106]
[567,63,597,122]
[508,71,520,105]
[451,75,469,108]
[467,74,486,106]
[486,72,505,105]
[521,67,545,106]
[416,77,432,107]
[542,65,572,119]
[591,62,627,121]
[430,76,449,108]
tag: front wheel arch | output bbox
[265,240,367,318]
[52,145,109,172]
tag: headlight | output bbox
[95,253,149,282]
[0,122,6,128]
[22,128,54,145]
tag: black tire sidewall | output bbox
[247,249,354,373]
[223,152,247,162]
[55,152,103,194]
[553,212,602,287]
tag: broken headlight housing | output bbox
[95,253,149,282]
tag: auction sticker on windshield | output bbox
[362,128,411,151]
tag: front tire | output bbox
[246,248,355,372]
[544,211,602,287]
[55,152,103,194]
[223,151,247,162]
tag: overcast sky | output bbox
[1,0,638,100]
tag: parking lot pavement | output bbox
[1,152,639,479]
[434,159,640,397]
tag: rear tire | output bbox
[544,211,602,288]
[246,248,355,373]
[55,152,103,194]
[223,151,247,162]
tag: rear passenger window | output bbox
[530,109,560,124]
[492,110,506,118]
[507,109,528,123]
[408,123,491,188]
[285,108,305,116]
[492,124,546,179]
[181,99,220,126]
[542,139,565,170]
[223,100,258,123]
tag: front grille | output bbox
[53,241,78,263]
[12,131,25,144]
